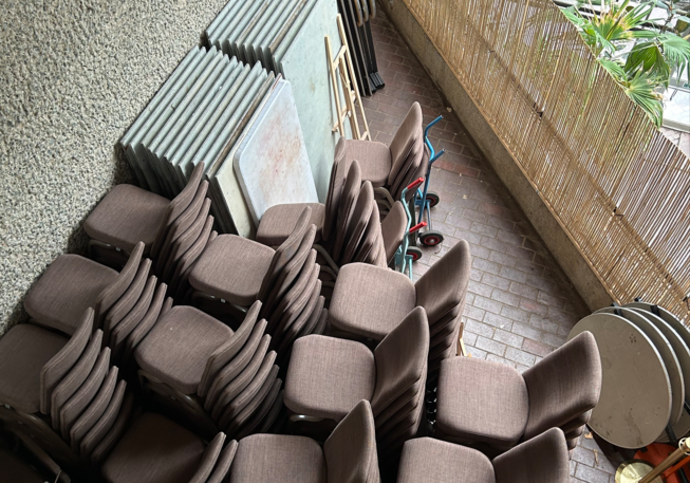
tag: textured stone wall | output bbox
[0,0,229,335]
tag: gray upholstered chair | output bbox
[329,240,472,376]
[24,242,145,335]
[101,412,236,483]
[284,307,429,453]
[84,161,205,266]
[335,102,424,204]
[189,207,316,316]
[229,399,381,483]
[397,428,570,483]
[435,332,602,452]
[380,200,407,265]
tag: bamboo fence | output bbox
[401,0,690,324]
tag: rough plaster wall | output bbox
[0,0,229,335]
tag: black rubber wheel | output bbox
[420,230,444,247]
[426,191,441,208]
[407,246,423,262]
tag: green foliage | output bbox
[561,0,690,127]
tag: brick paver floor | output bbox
[363,10,618,483]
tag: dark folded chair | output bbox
[435,332,602,452]
[397,428,570,483]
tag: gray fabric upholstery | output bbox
[275,289,323,359]
[122,286,168,369]
[270,264,319,346]
[24,254,117,335]
[103,259,151,345]
[90,391,135,466]
[70,366,118,451]
[522,331,602,440]
[339,181,374,265]
[51,329,103,430]
[390,137,424,200]
[206,439,238,483]
[381,201,407,264]
[230,434,326,483]
[354,202,382,264]
[225,368,281,435]
[257,203,325,246]
[338,140,391,188]
[323,149,347,242]
[95,242,145,328]
[437,357,528,450]
[189,234,275,306]
[134,305,233,395]
[324,400,380,483]
[371,307,429,416]
[102,413,206,483]
[161,202,211,283]
[198,300,262,397]
[0,324,67,414]
[388,102,423,187]
[60,347,111,440]
[329,263,416,341]
[332,162,361,262]
[170,215,214,298]
[84,183,170,254]
[267,251,318,331]
[285,335,375,421]
[397,437,495,483]
[493,428,570,483]
[235,377,283,440]
[189,432,225,483]
[80,380,127,460]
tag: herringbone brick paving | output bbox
[363,9,617,482]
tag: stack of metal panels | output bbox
[119,46,276,236]
[204,0,347,202]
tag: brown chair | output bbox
[189,207,315,314]
[397,428,570,483]
[0,309,93,416]
[284,307,429,451]
[84,161,205,266]
[24,242,145,335]
[335,102,424,204]
[435,332,602,451]
[329,240,471,376]
[228,399,380,483]
[380,201,407,265]
[101,412,234,483]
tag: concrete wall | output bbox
[379,0,613,311]
[0,0,230,335]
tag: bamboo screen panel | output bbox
[402,0,690,324]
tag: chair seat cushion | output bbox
[329,263,416,341]
[0,324,68,413]
[284,335,375,422]
[189,235,275,306]
[24,254,118,335]
[230,434,326,483]
[256,203,325,247]
[84,184,170,253]
[437,357,528,450]
[134,306,233,394]
[340,140,391,188]
[102,413,205,483]
[398,437,495,483]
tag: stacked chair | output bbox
[328,240,472,379]
[229,400,380,483]
[284,307,429,467]
[434,332,602,454]
[101,412,236,483]
[396,428,570,483]
[0,445,69,483]
[0,309,136,472]
[84,162,213,296]
[133,301,284,440]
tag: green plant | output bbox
[562,0,690,127]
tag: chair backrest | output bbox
[103,258,152,345]
[151,161,205,259]
[415,240,471,325]
[381,201,407,265]
[371,307,429,416]
[162,199,212,282]
[332,161,362,261]
[354,200,381,264]
[324,400,381,483]
[40,308,93,414]
[90,391,136,466]
[189,432,226,483]
[122,284,167,372]
[391,137,425,200]
[388,102,423,187]
[257,207,313,302]
[323,150,346,242]
[59,346,111,440]
[69,366,118,451]
[95,242,145,328]
[198,301,262,397]
[266,250,318,331]
[339,181,374,265]
[205,439,238,483]
[493,428,570,483]
[51,329,103,430]
[170,215,214,298]
[80,379,127,460]
[110,274,157,365]
[521,332,602,440]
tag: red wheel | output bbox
[426,191,440,208]
[420,230,444,247]
[407,246,423,262]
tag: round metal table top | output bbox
[596,307,684,427]
[569,313,672,449]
